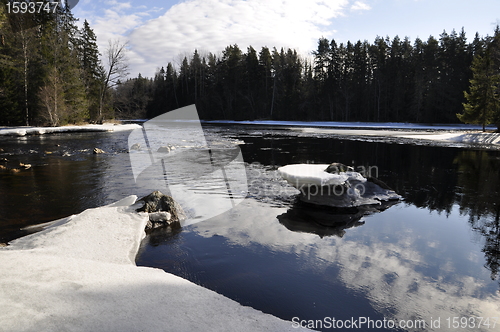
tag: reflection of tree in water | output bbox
[454,151,500,282]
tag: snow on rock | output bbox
[278,164,365,187]
[278,164,401,208]
[0,124,141,136]
[0,196,309,332]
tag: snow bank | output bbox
[401,131,500,145]
[0,124,141,136]
[0,197,308,332]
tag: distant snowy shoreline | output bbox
[203,120,500,147]
[203,119,494,131]
[2,120,498,147]
[0,123,142,137]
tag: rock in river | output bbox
[136,191,186,229]
[278,163,401,208]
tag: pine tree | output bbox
[458,49,500,131]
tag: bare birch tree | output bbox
[38,67,65,126]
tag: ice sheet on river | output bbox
[278,164,401,208]
[0,196,309,332]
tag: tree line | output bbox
[117,28,499,126]
[0,1,125,126]
[2,0,499,127]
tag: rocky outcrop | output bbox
[279,163,401,208]
[136,191,186,229]
[325,163,353,174]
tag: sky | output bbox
[71,0,500,78]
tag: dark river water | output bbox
[1,124,500,331]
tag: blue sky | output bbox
[72,0,500,78]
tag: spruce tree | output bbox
[79,19,104,121]
[458,48,500,131]
[38,5,88,125]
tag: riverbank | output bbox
[0,123,141,136]
[0,196,309,332]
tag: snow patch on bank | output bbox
[0,197,308,332]
[401,132,500,145]
[0,124,141,136]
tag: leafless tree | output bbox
[98,39,129,121]
[38,67,65,126]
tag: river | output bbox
[1,124,499,331]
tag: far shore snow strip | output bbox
[0,124,141,136]
[0,196,310,332]
[203,120,500,147]
[401,132,500,145]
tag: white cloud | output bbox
[105,0,132,11]
[126,0,350,77]
[351,1,371,11]
[73,1,164,76]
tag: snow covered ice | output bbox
[0,123,141,136]
[0,196,310,332]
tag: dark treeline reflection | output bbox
[232,126,500,282]
[455,151,500,280]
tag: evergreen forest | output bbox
[1,0,500,127]
[0,0,112,126]
[119,28,500,127]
